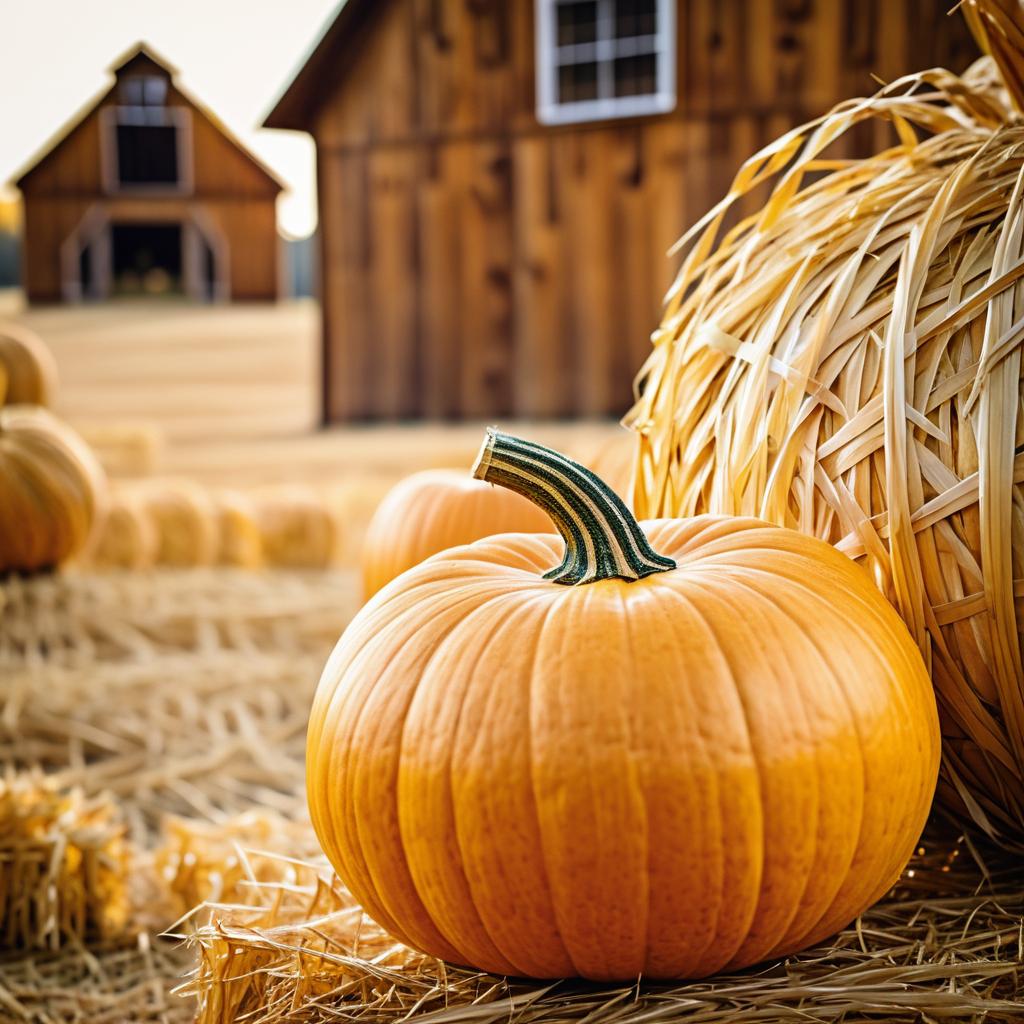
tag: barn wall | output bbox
[313,0,977,420]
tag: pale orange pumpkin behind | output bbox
[361,468,552,598]
[309,432,940,981]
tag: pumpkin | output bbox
[215,490,264,568]
[0,324,58,407]
[626,2,1024,846]
[307,431,939,981]
[89,490,159,570]
[361,468,552,598]
[258,487,339,569]
[138,479,219,567]
[0,405,106,573]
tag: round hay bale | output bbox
[88,490,159,570]
[258,487,339,569]
[0,324,58,407]
[138,479,219,567]
[628,17,1024,846]
[215,490,264,568]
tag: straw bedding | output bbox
[1,567,1022,1022]
[181,832,1024,1024]
[627,24,1024,846]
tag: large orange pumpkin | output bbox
[361,468,551,598]
[307,431,939,981]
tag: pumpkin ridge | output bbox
[516,590,584,977]
[456,588,578,976]
[649,576,765,975]
[677,577,811,972]
[397,588,534,975]
[708,569,865,958]
[355,585,507,960]
[617,584,654,977]
[316,584,496,959]
[712,564,934,954]
[627,581,714,976]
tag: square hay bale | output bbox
[0,776,131,951]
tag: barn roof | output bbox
[13,42,285,192]
[262,0,378,131]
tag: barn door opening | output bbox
[111,222,183,296]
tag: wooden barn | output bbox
[265,0,975,422]
[17,44,282,304]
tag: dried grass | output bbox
[2,532,1022,1021]
[0,776,131,952]
[628,21,1024,846]
[180,827,1024,1024]
[0,569,355,831]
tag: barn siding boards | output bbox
[18,45,281,304]
[280,0,975,421]
[511,135,568,418]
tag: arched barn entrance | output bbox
[61,204,229,302]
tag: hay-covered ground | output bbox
[1,567,1022,1024]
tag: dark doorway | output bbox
[79,242,94,298]
[202,238,217,300]
[111,222,182,295]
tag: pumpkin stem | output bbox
[472,428,676,585]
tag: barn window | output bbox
[536,0,675,125]
[101,77,192,193]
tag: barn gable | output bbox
[16,43,283,199]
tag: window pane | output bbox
[116,124,180,185]
[557,1,598,46]
[558,61,599,103]
[615,0,657,39]
[613,52,657,96]
[120,78,144,105]
[143,76,167,106]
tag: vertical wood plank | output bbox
[512,134,568,416]
[456,141,514,417]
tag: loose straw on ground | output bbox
[181,828,1024,1024]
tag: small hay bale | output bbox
[74,420,164,478]
[87,489,160,570]
[0,322,58,407]
[214,490,264,569]
[628,10,1024,848]
[0,776,131,950]
[136,479,219,567]
[257,487,340,569]
[155,812,323,914]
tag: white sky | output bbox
[0,0,344,239]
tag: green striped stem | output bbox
[472,429,676,585]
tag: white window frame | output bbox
[535,0,676,126]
